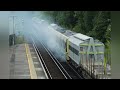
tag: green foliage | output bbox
[15,35,25,44]
[40,11,111,45]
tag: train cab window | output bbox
[69,45,79,55]
[74,48,79,55]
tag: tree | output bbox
[92,11,111,43]
[39,11,111,44]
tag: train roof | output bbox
[50,24,66,33]
[50,24,78,36]
[69,33,92,46]
[50,23,92,45]
[73,33,91,40]
[63,30,76,37]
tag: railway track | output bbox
[25,22,84,79]
[32,42,52,79]
[42,40,84,79]
[31,32,83,79]
[31,36,71,79]
[60,62,84,79]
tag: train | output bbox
[32,17,105,79]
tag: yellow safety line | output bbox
[25,44,37,79]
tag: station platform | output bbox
[9,43,48,79]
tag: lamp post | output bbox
[21,19,24,42]
[10,16,17,45]
[9,15,17,61]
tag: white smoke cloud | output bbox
[9,11,66,62]
[32,13,66,62]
